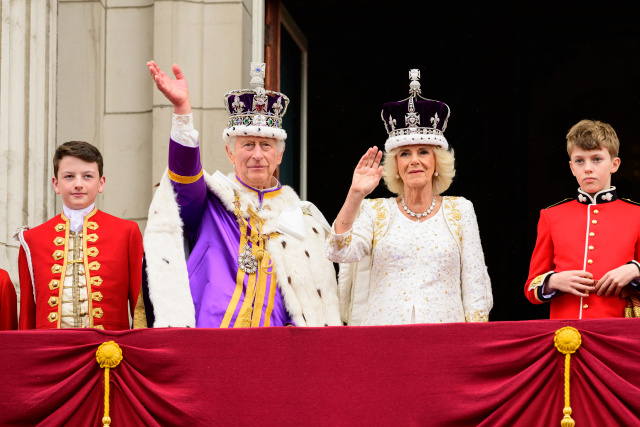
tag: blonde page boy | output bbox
[16,141,144,329]
[525,119,640,318]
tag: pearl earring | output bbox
[434,171,439,177]
[396,174,400,179]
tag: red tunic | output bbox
[18,209,143,330]
[525,188,640,319]
[0,269,17,330]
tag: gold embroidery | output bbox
[465,310,489,322]
[87,221,99,230]
[48,296,59,307]
[51,264,62,273]
[86,233,98,243]
[90,276,103,286]
[371,199,388,249]
[54,237,64,246]
[48,280,60,290]
[92,292,103,302]
[87,247,99,257]
[52,250,64,261]
[55,223,66,232]
[528,274,546,290]
[88,261,100,271]
[47,312,58,322]
[92,307,104,318]
[444,197,462,244]
[335,231,353,250]
[94,324,105,330]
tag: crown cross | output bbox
[250,62,266,89]
[430,113,440,128]
[409,69,421,96]
[405,96,420,128]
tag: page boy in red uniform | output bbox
[16,141,144,330]
[525,119,640,319]
[0,268,17,330]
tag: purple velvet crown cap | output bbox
[381,69,451,153]
[222,62,289,143]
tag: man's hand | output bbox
[547,270,595,298]
[147,60,191,114]
[595,264,640,297]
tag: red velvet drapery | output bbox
[1,319,639,426]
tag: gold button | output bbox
[583,304,589,309]
[593,209,599,214]
[592,220,597,224]
[48,280,60,290]
[47,312,58,322]
[589,246,594,250]
[52,250,64,261]
[587,259,593,264]
[589,232,595,237]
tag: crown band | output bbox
[388,127,443,138]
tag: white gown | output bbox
[326,196,493,325]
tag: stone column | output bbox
[0,0,58,288]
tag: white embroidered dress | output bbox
[326,197,492,325]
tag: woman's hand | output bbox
[546,270,595,298]
[349,147,383,198]
[147,60,191,115]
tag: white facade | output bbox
[0,0,259,300]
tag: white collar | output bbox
[63,204,95,232]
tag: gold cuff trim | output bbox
[168,167,204,184]
[92,307,104,318]
[47,312,58,322]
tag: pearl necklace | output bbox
[402,194,436,221]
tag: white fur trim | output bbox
[144,169,196,327]
[384,133,448,152]
[222,125,287,143]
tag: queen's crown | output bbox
[381,69,451,152]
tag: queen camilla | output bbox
[325,69,493,326]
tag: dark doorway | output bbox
[281,0,640,321]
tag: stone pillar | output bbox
[0,0,58,288]
[151,0,255,185]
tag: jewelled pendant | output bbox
[238,243,258,274]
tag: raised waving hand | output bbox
[350,147,384,198]
[147,60,191,114]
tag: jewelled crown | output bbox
[222,62,290,143]
[381,69,451,153]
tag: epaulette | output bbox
[621,198,640,207]
[545,198,573,209]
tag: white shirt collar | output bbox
[63,203,95,232]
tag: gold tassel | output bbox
[554,327,582,427]
[96,341,123,426]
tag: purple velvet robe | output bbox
[169,139,292,327]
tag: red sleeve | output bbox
[128,222,144,323]
[18,246,36,329]
[524,209,555,305]
[0,270,17,330]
